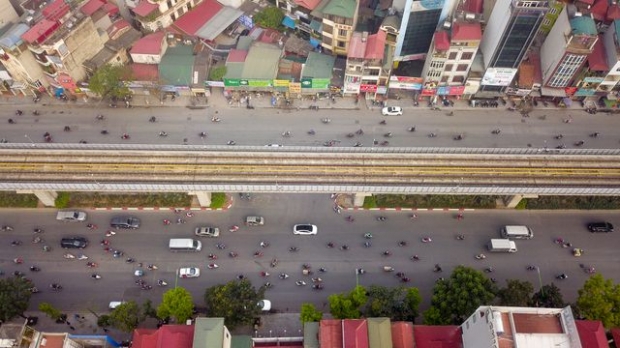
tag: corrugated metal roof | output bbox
[348,32,367,59]
[159,45,195,86]
[194,6,243,41]
[303,322,320,348]
[0,23,30,50]
[575,320,608,348]
[570,16,597,36]
[451,22,481,41]
[434,31,450,51]
[412,325,462,348]
[302,51,335,78]
[319,319,343,348]
[322,0,356,18]
[130,31,164,55]
[343,319,369,348]
[193,318,225,348]
[227,49,248,63]
[224,62,244,78]
[241,42,282,79]
[588,35,609,72]
[365,30,386,60]
[367,318,392,348]
[390,322,414,348]
[80,0,105,16]
[133,0,159,17]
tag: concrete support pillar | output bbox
[189,191,211,207]
[504,194,538,208]
[32,190,58,207]
[353,193,372,207]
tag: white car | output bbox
[258,299,271,311]
[194,227,220,237]
[56,210,87,222]
[293,224,318,235]
[179,267,200,278]
[381,106,403,116]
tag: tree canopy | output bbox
[110,301,143,332]
[209,66,227,81]
[88,64,131,99]
[497,279,535,307]
[531,283,565,308]
[204,279,264,329]
[0,277,32,322]
[577,274,620,328]
[424,266,496,325]
[329,285,367,319]
[158,287,194,323]
[365,285,421,321]
[300,303,323,323]
[253,7,284,30]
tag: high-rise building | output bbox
[479,0,549,93]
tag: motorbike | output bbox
[149,116,157,123]
[63,253,75,259]
[346,133,355,138]
[208,263,219,269]
[484,267,494,273]
[208,254,218,260]
[176,218,186,224]
[554,134,563,140]
[13,257,23,264]
[78,254,88,260]
[408,127,416,132]
[307,129,316,135]
[319,267,327,273]
[30,266,41,272]
[456,235,465,240]
[229,251,238,258]
[30,287,40,293]
[211,117,221,123]
[279,273,289,279]
[321,118,331,124]
[87,262,98,268]
[270,259,278,267]
[345,216,354,222]
[1,225,14,231]
[282,131,291,138]
[491,129,501,135]
[380,141,389,146]
[260,271,270,277]
[86,223,98,230]
[64,126,71,132]
[158,279,168,286]
[91,274,101,279]
[33,228,43,234]
[383,266,394,272]
[254,251,263,258]
[590,132,600,138]
[363,241,371,248]
[216,243,226,250]
[113,250,124,258]
[340,245,349,251]
[327,242,335,248]
[384,133,392,138]
[397,241,407,247]
[379,120,387,125]
[289,246,299,252]
[364,233,373,239]
[264,282,273,289]
[433,264,443,273]
[574,140,585,147]
[101,130,109,135]
[556,273,568,280]
[382,251,391,257]
[353,142,363,147]
[410,255,420,261]
[15,110,23,116]
[96,114,105,120]
[421,237,432,243]
[526,265,537,271]
[199,132,207,138]
[428,133,437,138]
[50,283,63,291]
[260,241,270,248]
[125,257,135,263]
[333,206,341,214]
[227,140,236,145]
[454,134,464,141]
[295,281,307,286]
[312,284,324,290]
[311,277,322,283]
[475,254,486,260]
[376,216,387,222]
[147,264,158,270]
[159,131,168,137]
[121,134,130,140]
[11,240,22,246]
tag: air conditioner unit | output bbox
[465,13,475,20]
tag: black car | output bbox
[110,215,141,229]
[61,237,88,249]
[587,222,614,233]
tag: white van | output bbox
[487,239,518,253]
[109,301,124,309]
[501,225,533,239]
[169,238,202,251]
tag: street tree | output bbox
[158,287,194,323]
[497,279,534,307]
[300,303,323,323]
[204,279,264,329]
[209,66,227,81]
[38,302,62,321]
[577,274,620,328]
[0,277,32,322]
[365,285,421,321]
[531,283,565,308]
[88,64,131,99]
[253,7,284,30]
[110,301,143,332]
[329,285,367,319]
[424,266,496,325]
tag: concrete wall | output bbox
[540,6,568,86]
[0,1,19,27]
[479,0,511,69]
[62,17,107,82]
[2,46,49,91]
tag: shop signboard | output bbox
[436,86,449,95]
[224,79,249,87]
[360,84,378,92]
[274,80,290,87]
[289,82,302,93]
[481,68,517,86]
[248,80,272,87]
[449,86,465,95]
[389,76,423,90]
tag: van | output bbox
[487,239,517,253]
[500,225,533,239]
[169,238,202,251]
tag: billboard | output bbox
[481,68,518,86]
[389,76,423,90]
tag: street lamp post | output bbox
[354,268,359,287]
[536,267,544,295]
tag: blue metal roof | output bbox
[570,16,597,36]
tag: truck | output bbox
[487,239,517,253]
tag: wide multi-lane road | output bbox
[1,193,617,312]
[1,105,619,149]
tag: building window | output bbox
[445,64,453,71]
[457,64,468,71]
[448,52,457,60]
[452,76,464,83]
[167,0,173,8]
[441,76,449,83]
[337,40,346,48]
[461,52,473,60]
[338,29,347,37]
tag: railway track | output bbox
[0,148,619,186]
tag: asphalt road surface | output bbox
[1,193,618,312]
[2,105,619,149]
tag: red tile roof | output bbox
[320,319,343,348]
[590,0,608,21]
[294,0,322,10]
[391,322,414,348]
[608,4,620,21]
[133,0,159,17]
[21,19,60,44]
[575,321,609,348]
[451,22,481,41]
[132,325,194,348]
[348,32,366,59]
[462,0,483,14]
[434,31,450,51]
[588,35,609,72]
[227,49,248,62]
[412,325,463,348]
[611,328,620,346]
[343,319,369,348]
[80,0,105,16]
[108,19,131,37]
[130,63,159,81]
[518,59,535,88]
[259,28,284,44]
[365,30,386,60]
[172,0,222,36]
[103,3,119,15]
[130,31,165,55]
[42,0,70,21]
